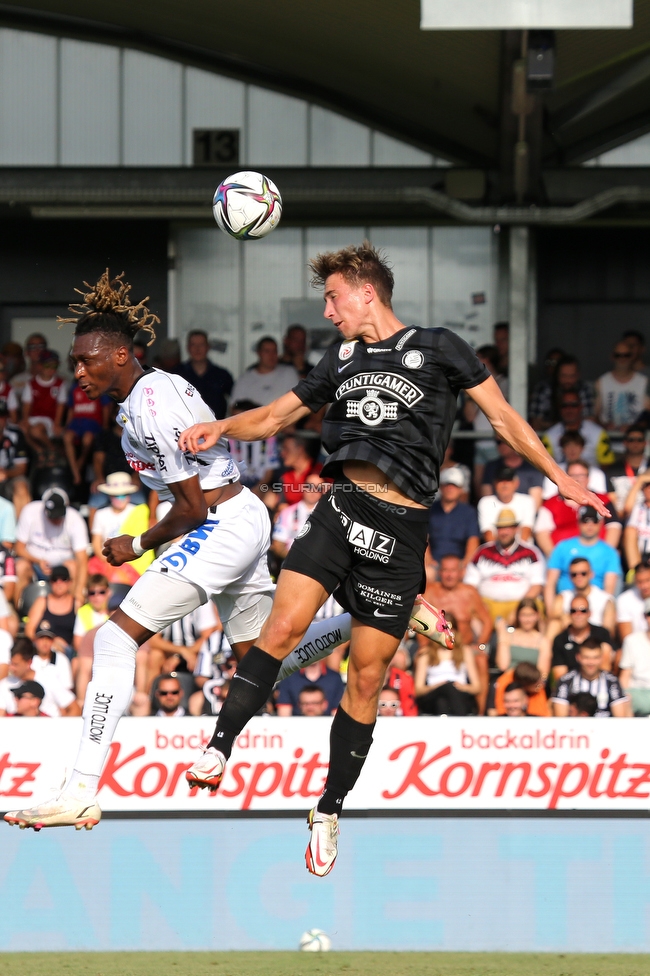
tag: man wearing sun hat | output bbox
[90,472,153,580]
[464,507,546,623]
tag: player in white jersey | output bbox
[3,271,356,832]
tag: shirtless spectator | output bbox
[616,560,650,642]
[551,596,613,681]
[480,439,544,509]
[545,556,615,643]
[477,466,535,542]
[541,431,607,501]
[464,509,545,624]
[534,461,620,557]
[423,553,493,711]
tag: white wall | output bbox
[0,27,448,169]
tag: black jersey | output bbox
[292,327,489,505]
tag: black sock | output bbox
[317,706,375,815]
[208,646,281,757]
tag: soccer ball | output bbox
[212,171,282,240]
[299,929,332,952]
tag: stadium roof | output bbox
[5,1,650,215]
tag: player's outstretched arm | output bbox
[179,391,310,453]
[466,375,610,518]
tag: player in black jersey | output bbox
[179,241,608,876]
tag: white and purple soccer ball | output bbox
[212,171,282,240]
[299,928,332,952]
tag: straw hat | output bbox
[98,472,138,496]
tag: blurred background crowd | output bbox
[1,320,650,721]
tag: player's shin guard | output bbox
[275,613,352,683]
[67,620,138,798]
[207,645,281,758]
[317,706,375,816]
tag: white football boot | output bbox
[305,808,339,877]
[185,747,226,793]
[409,596,455,649]
[4,794,101,831]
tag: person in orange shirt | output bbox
[490,660,550,716]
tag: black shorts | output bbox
[282,477,428,638]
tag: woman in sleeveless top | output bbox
[25,564,76,650]
[495,597,550,679]
[414,613,481,715]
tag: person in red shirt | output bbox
[275,432,323,505]
[534,459,620,555]
[63,382,111,485]
[19,349,67,447]
[383,643,418,716]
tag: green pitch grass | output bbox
[0,953,647,976]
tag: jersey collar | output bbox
[118,367,156,404]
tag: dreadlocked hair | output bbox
[309,239,394,307]
[58,269,159,347]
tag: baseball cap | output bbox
[38,349,59,366]
[13,680,44,700]
[35,620,56,639]
[578,505,603,523]
[495,466,517,482]
[42,487,68,520]
[439,467,464,488]
[495,507,519,528]
[50,565,70,582]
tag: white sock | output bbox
[276,613,351,683]
[66,620,138,800]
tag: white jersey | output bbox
[117,369,238,501]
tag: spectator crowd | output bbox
[1,322,650,720]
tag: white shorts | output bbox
[120,486,274,636]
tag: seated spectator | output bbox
[18,349,67,448]
[462,344,507,494]
[72,575,111,703]
[189,676,231,717]
[270,433,322,506]
[477,466,535,541]
[271,472,327,562]
[423,553,493,712]
[542,431,607,500]
[279,324,312,380]
[298,684,329,716]
[595,340,649,433]
[428,468,479,567]
[147,603,220,692]
[490,661,550,717]
[30,620,73,691]
[438,443,471,503]
[546,556,615,641]
[153,674,187,717]
[543,506,622,610]
[230,336,300,407]
[0,480,17,553]
[529,354,594,431]
[623,329,647,374]
[535,461,619,556]
[568,692,598,717]
[377,686,402,717]
[464,509,545,624]
[0,623,12,681]
[10,680,47,717]
[62,381,111,486]
[7,333,45,399]
[606,424,648,517]
[552,637,628,717]
[0,404,30,517]
[88,406,145,525]
[176,330,234,420]
[481,438,544,508]
[384,644,418,716]
[495,598,550,678]
[623,473,650,573]
[413,615,480,716]
[502,683,529,717]
[25,565,76,650]
[551,595,614,680]
[619,603,650,715]
[541,389,614,468]
[228,399,281,491]
[0,638,78,717]
[15,488,88,607]
[616,560,650,641]
[90,472,152,583]
[276,659,344,717]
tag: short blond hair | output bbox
[309,240,394,307]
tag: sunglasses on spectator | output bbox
[88,589,107,596]
[570,607,589,614]
[570,570,589,577]
[378,701,400,708]
[158,689,180,696]
[626,435,645,442]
